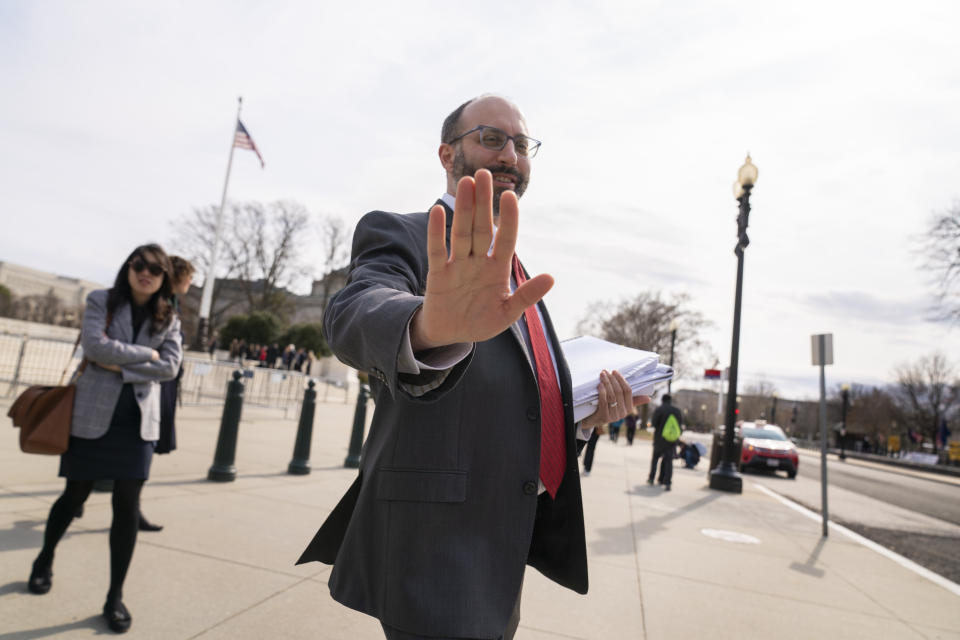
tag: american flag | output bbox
[234,120,264,168]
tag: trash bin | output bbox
[708,424,742,475]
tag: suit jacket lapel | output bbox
[111,302,134,343]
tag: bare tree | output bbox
[576,291,715,380]
[921,200,960,323]
[314,215,351,305]
[170,200,316,322]
[893,352,959,452]
[741,378,778,421]
[839,383,901,448]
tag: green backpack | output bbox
[662,413,681,442]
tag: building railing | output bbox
[0,332,350,410]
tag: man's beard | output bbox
[452,148,528,218]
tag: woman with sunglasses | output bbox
[28,244,183,634]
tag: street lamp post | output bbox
[710,155,758,494]
[667,319,678,394]
[771,391,778,425]
[840,384,850,460]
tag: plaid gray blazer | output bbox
[71,289,182,440]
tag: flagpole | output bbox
[197,96,242,349]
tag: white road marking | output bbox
[701,528,761,544]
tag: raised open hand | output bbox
[410,169,554,351]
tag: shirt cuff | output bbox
[397,315,472,374]
[396,314,473,397]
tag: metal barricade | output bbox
[179,357,350,410]
[0,331,351,411]
[1,332,81,397]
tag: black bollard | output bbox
[344,381,370,468]
[288,380,317,475]
[208,370,245,482]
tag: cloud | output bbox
[798,291,934,326]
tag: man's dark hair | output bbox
[441,98,475,144]
[662,394,672,404]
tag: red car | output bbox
[739,421,798,479]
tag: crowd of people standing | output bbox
[227,339,315,373]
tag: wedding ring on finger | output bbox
[609,402,618,408]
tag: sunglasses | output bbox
[129,257,165,277]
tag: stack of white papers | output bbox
[561,335,674,422]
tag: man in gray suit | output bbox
[298,95,645,639]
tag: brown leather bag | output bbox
[7,314,109,455]
[8,384,77,454]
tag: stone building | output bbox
[0,261,104,327]
[178,267,350,346]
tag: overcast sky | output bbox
[2,0,958,401]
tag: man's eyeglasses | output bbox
[129,257,165,277]
[447,125,541,158]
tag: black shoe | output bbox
[103,600,132,633]
[28,559,52,595]
[664,484,671,491]
[138,514,163,532]
[647,477,654,485]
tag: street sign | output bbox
[704,368,722,379]
[810,332,833,537]
[811,333,834,366]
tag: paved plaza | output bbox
[1,391,959,639]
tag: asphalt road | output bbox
[796,452,960,526]
[750,450,960,584]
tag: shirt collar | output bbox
[440,192,455,210]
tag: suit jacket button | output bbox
[523,481,537,495]
[526,407,539,421]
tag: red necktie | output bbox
[512,254,566,498]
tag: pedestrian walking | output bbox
[609,417,623,443]
[27,244,183,634]
[648,394,683,491]
[581,424,604,476]
[624,408,638,445]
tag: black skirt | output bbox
[59,384,154,481]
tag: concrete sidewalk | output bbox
[1,394,958,639]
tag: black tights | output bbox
[37,478,144,604]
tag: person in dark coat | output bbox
[28,244,182,634]
[295,95,649,639]
[139,256,194,532]
[581,424,604,476]
[624,408,638,445]
[648,394,683,490]
[266,343,279,368]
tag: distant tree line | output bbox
[168,198,350,354]
[721,353,958,454]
